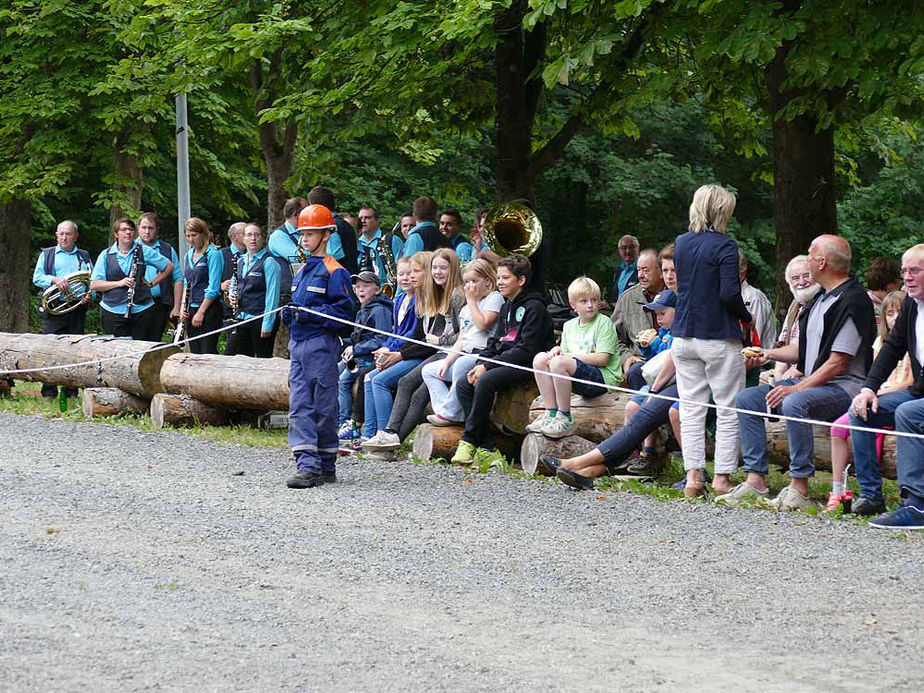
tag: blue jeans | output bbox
[363,359,422,437]
[737,378,851,478]
[596,384,678,471]
[337,362,356,426]
[850,389,924,501]
[849,388,915,502]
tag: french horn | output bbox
[481,201,543,258]
[41,271,92,315]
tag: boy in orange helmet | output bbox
[282,204,356,489]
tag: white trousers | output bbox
[672,337,745,474]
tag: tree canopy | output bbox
[2,0,924,329]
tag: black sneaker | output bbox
[851,496,886,516]
[556,466,594,491]
[627,451,661,476]
[536,455,561,475]
[286,471,325,489]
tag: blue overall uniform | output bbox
[283,254,355,476]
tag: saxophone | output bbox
[228,252,240,319]
[376,231,398,298]
[124,244,143,318]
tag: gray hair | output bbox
[785,255,810,288]
[688,184,736,234]
[812,235,851,274]
[57,220,78,234]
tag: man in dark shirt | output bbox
[727,235,875,511]
[850,243,924,528]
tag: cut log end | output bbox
[520,433,596,475]
[82,388,149,419]
[150,393,227,430]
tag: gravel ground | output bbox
[2,413,924,692]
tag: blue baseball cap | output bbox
[644,289,677,312]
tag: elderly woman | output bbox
[671,185,752,498]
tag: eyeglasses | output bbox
[618,244,636,250]
[788,272,812,283]
[901,267,923,277]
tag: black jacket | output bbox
[481,290,555,369]
[863,295,924,396]
[797,276,876,376]
[334,215,359,275]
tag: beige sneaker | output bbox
[714,482,770,507]
[526,413,552,434]
[769,485,815,511]
[542,416,574,439]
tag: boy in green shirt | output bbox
[528,277,621,438]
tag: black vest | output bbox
[42,246,91,276]
[104,247,151,307]
[184,248,220,306]
[237,254,269,315]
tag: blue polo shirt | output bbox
[32,245,92,290]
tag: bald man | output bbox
[32,220,93,398]
[725,235,876,511]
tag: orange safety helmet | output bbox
[297,204,336,231]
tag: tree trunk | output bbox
[520,433,596,475]
[252,56,297,229]
[109,144,144,227]
[765,421,896,479]
[766,6,837,312]
[491,381,540,434]
[82,388,150,418]
[528,392,631,443]
[150,393,227,430]
[0,333,177,397]
[159,353,290,410]
[411,424,520,463]
[494,2,543,202]
[0,199,32,333]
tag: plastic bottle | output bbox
[58,388,67,413]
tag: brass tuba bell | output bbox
[41,271,92,315]
[481,201,543,258]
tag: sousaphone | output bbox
[481,201,543,258]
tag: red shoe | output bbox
[824,491,853,514]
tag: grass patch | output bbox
[1,381,288,449]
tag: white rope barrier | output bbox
[0,301,917,442]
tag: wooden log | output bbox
[0,332,177,397]
[520,433,597,475]
[160,353,290,410]
[411,424,520,462]
[765,420,897,480]
[82,388,149,418]
[150,393,228,430]
[528,392,630,443]
[491,381,540,434]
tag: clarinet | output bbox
[229,252,240,319]
[124,244,143,318]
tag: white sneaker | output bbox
[526,413,552,434]
[542,416,574,439]
[338,420,354,437]
[363,430,401,450]
[714,482,770,507]
[769,485,815,511]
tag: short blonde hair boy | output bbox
[567,276,601,303]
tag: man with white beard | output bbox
[773,255,822,380]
